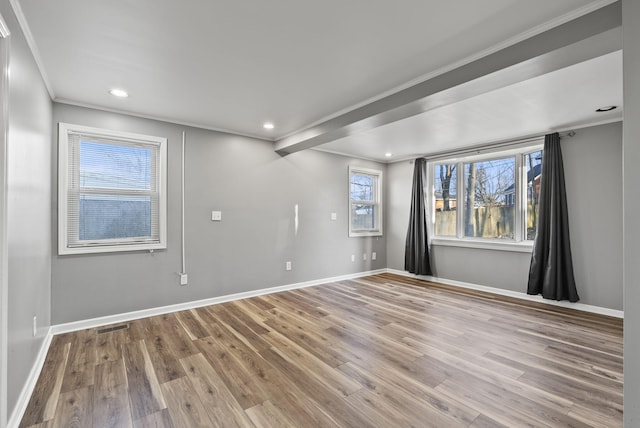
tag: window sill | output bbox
[59,242,166,255]
[349,231,383,238]
[430,237,533,253]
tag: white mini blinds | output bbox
[58,123,167,255]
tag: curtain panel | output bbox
[527,132,579,302]
[405,158,433,275]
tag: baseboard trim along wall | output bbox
[8,327,53,428]
[387,269,624,319]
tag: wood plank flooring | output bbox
[19,273,623,427]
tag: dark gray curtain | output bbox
[528,133,579,302]
[405,158,432,275]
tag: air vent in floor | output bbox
[96,324,129,334]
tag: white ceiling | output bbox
[14,0,622,161]
[319,51,623,161]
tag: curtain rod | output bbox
[420,129,576,162]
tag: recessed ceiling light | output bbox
[596,105,617,112]
[109,88,129,98]
[263,122,275,130]
[384,152,393,158]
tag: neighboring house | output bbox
[504,163,542,206]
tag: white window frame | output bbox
[428,141,543,252]
[58,123,167,255]
[348,166,383,237]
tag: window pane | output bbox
[79,194,152,240]
[80,140,152,190]
[525,150,543,240]
[464,157,515,239]
[434,163,457,236]
[350,174,374,202]
[351,203,375,230]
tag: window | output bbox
[349,166,382,237]
[463,156,515,238]
[434,163,457,236]
[429,143,543,246]
[58,123,167,254]
[524,149,543,240]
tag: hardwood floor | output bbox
[19,273,623,427]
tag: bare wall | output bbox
[386,121,623,310]
[623,0,640,423]
[51,103,386,324]
[1,0,53,419]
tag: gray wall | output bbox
[562,122,622,310]
[387,121,623,310]
[51,103,386,324]
[1,0,53,420]
[623,0,640,424]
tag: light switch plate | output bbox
[211,211,222,221]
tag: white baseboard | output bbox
[386,269,624,318]
[7,327,53,428]
[51,269,387,335]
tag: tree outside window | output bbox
[464,157,515,239]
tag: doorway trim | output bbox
[0,11,11,428]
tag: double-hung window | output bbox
[429,142,543,249]
[349,166,383,237]
[58,123,167,254]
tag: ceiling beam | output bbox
[274,1,621,156]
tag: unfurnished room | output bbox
[0,1,639,427]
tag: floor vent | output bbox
[96,324,129,334]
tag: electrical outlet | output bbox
[363,253,367,261]
[330,212,337,221]
[211,211,222,221]
[33,316,37,337]
[372,252,377,260]
[180,273,188,286]
[285,261,292,271]
[351,254,355,262]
